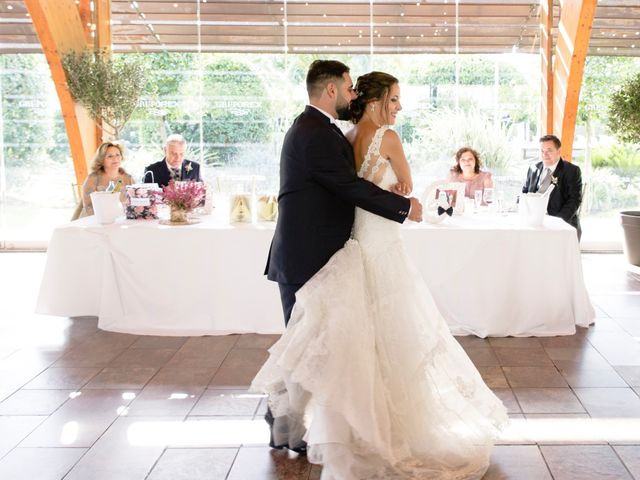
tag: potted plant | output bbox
[607,72,640,266]
[61,48,146,139]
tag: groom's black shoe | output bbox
[265,408,282,449]
[265,408,307,455]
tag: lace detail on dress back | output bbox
[353,126,401,248]
[358,126,397,191]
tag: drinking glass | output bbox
[483,188,495,208]
[496,190,505,213]
[474,190,483,212]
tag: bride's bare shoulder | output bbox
[349,123,377,146]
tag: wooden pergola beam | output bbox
[24,0,99,189]
[95,0,112,53]
[540,0,554,135]
[547,0,597,161]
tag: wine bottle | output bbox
[112,179,123,193]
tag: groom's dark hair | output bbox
[306,60,350,99]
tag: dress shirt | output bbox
[537,160,559,190]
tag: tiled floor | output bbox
[0,252,639,479]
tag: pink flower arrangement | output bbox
[158,180,206,211]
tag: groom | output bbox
[263,60,422,452]
[266,59,422,327]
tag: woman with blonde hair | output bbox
[80,141,133,217]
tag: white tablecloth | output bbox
[37,212,594,337]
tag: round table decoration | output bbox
[156,180,207,226]
[422,182,453,224]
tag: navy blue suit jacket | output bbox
[143,159,201,187]
[266,106,411,285]
[522,158,582,238]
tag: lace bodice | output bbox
[357,126,397,190]
[353,126,401,247]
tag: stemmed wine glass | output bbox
[474,190,483,212]
[483,188,495,209]
[496,190,505,213]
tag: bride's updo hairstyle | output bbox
[350,71,399,124]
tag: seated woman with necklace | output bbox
[80,141,134,217]
[446,146,494,199]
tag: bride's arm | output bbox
[380,130,413,194]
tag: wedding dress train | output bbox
[252,126,508,479]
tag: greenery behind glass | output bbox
[1,52,640,240]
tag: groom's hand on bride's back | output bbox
[408,197,423,222]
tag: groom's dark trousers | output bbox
[279,283,303,326]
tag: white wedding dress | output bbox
[252,126,508,479]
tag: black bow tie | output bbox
[438,206,454,217]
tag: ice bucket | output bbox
[518,186,554,227]
[90,191,122,224]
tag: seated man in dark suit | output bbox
[143,134,202,187]
[522,134,583,239]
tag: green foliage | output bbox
[582,144,640,176]
[608,71,640,144]
[586,167,640,213]
[62,48,146,138]
[578,56,640,129]
[1,54,66,167]
[409,56,525,87]
[122,54,272,166]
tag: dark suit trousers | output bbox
[278,283,304,326]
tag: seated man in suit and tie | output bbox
[143,134,202,187]
[522,134,583,239]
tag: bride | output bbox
[252,71,508,479]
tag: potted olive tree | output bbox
[62,48,146,139]
[608,72,640,266]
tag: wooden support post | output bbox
[24,0,99,188]
[540,0,554,136]
[95,0,113,142]
[95,0,112,53]
[78,0,93,46]
[552,0,596,161]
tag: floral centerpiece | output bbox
[158,180,206,224]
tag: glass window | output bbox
[2,48,638,250]
[0,54,73,247]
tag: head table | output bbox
[36,211,594,337]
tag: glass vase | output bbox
[170,206,189,223]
